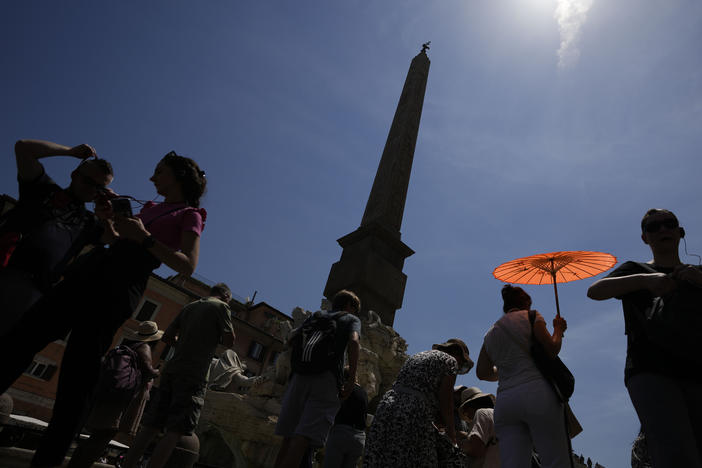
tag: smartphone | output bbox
[111,198,133,217]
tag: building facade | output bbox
[8,271,292,422]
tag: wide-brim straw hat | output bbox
[459,386,496,411]
[123,321,164,343]
[432,338,473,370]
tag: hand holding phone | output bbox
[111,198,133,218]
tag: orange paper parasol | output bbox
[493,251,617,317]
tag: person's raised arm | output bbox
[587,273,675,300]
[533,313,567,359]
[476,344,498,382]
[15,139,95,181]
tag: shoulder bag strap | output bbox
[634,262,658,274]
[330,311,348,320]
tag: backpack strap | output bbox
[329,311,348,320]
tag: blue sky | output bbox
[2,1,701,466]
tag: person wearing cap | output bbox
[476,285,569,468]
[67,321,162,468]
[457,387,499,468]
[364,338,474,468]
[588,208,702,467]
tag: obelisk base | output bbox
[324,222,414,326]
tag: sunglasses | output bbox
[75,161,107,192]
[643,218,678,233]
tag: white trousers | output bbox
[494,378,570,468]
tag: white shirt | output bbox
[468,408,500,468]
[483,309,545,393]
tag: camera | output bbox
[111,198,133,217]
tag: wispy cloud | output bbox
[554,0,594,68]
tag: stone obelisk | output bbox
[324,45,430,327]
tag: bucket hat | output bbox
[432,338,474,371]
[459,386,495,411]
[123,321,164,343]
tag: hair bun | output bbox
[501,284,515,299]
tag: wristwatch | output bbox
[141,235,156,249]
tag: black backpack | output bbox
[289,311,347,377]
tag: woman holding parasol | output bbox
[476,285,569,468]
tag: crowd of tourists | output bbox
[1,138,700,468]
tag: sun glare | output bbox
[518,0,557,16]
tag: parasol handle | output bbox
[552,276,562,317]
[550,261,562,317]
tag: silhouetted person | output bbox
[0,139,113,334]
[323,367,368,468]
[364,339,474,467]
[476,285,570,468]
[588,209,702,468]
[274,290,362,468]
[122,284,235,468]
[458,387,499,468]
[0,151,207,467]
[67,321,162,468]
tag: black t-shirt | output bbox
[333,383,368,430]
[606,261,702,383]
[5,171,101,289]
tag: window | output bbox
[25,360,58,381]
[134,299,159,321]
[248,341,264,361]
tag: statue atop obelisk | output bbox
[324,45,431,327]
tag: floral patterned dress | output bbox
[363,350,458,468]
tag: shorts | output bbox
[275,372,340,447]
[141,372,206,435]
